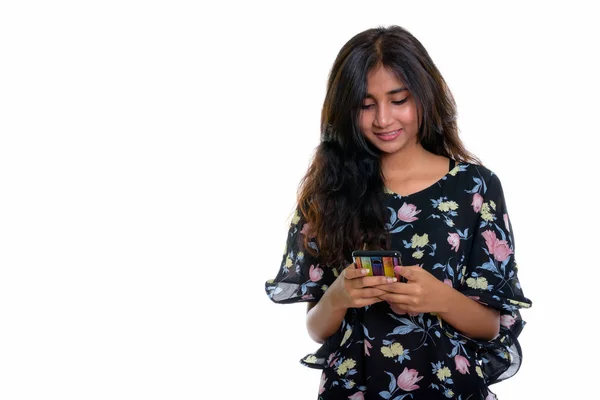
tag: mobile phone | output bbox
[352,250,402,278]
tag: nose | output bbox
[374,104,392,128]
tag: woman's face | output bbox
[359,65,420,155]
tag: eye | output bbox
[392,98,409,105]
[361,103,375,110]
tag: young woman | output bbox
[265,25,531,400]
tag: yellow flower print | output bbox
[476,366,483,378]
[285,256,293,268]
[266,279,274,284]
[509,299,532,308]
[466,277,476,289]
[436,366,451,381]
[347,380,355,388]
[340,329,352,346]
[411,233,429,248]
[466,277,489,290]
[490,200,496,211]
[381,342,404,358]
[477,277,489,289]
[412,250,424,259]
[480,203,494,222]
[291,210,301,225]
[297,251,304,259]
[322,285,329,292]
[336,359,357,375]
[304,355,317,364]
[384,186,394,194]
[437,201,459,212]
[333,268,339,278]
[448,165,460,176]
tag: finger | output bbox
[393,266,404,282]
[343,264,370,280]
[360,275,397,287]
[379,293,414,306]
[396,266,417,281]
[373,282,413,294]
[354,296,384,308]
[358,287,388,298]
[389,304,408,315]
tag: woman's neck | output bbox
[380,142,431,176]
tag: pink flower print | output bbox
[481,230,497,253]
[503,213,510,232]
[364,339,372,356]
[481,230,514,262]
[397,367,423,391]
[348,393,365,400]
[309,265,324,282]
[443,279,453,287]
[454,354,471,374]
[398,203,421,222]
[327,353,336,366]
[301,294,314,301]
[500,314,516,328]
[447,232,460,252]
[328,356,338,368]
[493,242,513,262]
[301,222,314,238]
[319,373,327,394]
[472,193,484,213]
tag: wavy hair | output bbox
[297,25,480,266]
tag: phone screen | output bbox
[353,254,400,278]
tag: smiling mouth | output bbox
[374,129,402,140]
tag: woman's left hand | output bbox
[376,265,452,314]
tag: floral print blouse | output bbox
[265,161,532,400]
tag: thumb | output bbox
[393,266,403,280]
[395,265,415,281]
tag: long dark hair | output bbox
[297,25,480,266]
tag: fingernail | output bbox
[387,277,397,283]
[361,269,368,274]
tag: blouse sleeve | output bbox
[460,172,531,311]
[265,209,338,304]
[455,172,533,385]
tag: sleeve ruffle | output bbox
[265,209,338,304]
[454,172,532,385]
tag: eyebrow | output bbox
[365,87,408,99]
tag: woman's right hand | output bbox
[327,264,397,310]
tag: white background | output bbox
[1,1,598,399]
